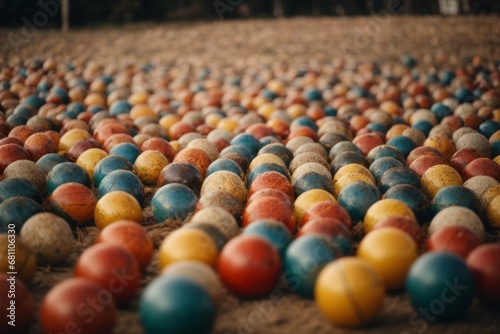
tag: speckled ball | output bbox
[200,171,247,203]
[2,160,46,194]
[429,206,485,242]
[188,207,239,240]
[19,213,75,266]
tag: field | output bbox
[1,15,500,334]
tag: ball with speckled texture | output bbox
[463,175,499,198]
[201,171,247,203]
[2,159,46,194]
[189,207,239,240]
[429,206,485,242]
[196,191,244,219]
[456,132,491,158]
[20,213,75,266]
[421,165,463,199]
[94,191,142,230]
[134,150,169,186]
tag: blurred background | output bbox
[0,0,499,28]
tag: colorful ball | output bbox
[158,228,218,269]
[293,189,336,224]
[19,213,74,265]
[46,162,91,194]
[466,244,500,307]
[75,243,140,303]
[49,183,97,228]
[430,185,479,217]
[134,150,169,186]
[95,220,154,271]
[189,207,239,240]
[41,278,117,334]
[406,252,475,322]
[357,227,418,290]
[421,164,463,199]
[94,191,142,230]
[363,199,417,233]
[242,196,296,234]
[2,159,46,194]
[93,155,134,187]
[301,201,353,230]
[426,226,480,258]
[157,162,203,195]
[140,275,216,334]
[315,257,385,327]
[429,206,484,242]
[218,235,281,298]
[0,196,43,233]
[372,216,423,245]
[152,184,197,224]
[369,157,404,182]
[383,184,430,223]
[284,234,341,298]
[338,181,382,223]
[98,170,144,205]
[201,171,247,203]
[76,148,108,181]
[242,219,293,258]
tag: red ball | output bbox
[467,244,500,307]
[352,132,385,156]
[372,216,423,245]
[301,201,353,230]
[95,220,154,271]
[0,143,31,173]
[406,146,444,166]
[409,155,448,177]
[141,137,176,162]
[49,182,97,228]
[426,226,481,258]
[0,275,35,333]
[218,235,282,298]
[41,277,117,334]
[242,196,296,234]
[462,158,500,182]
[296,217,351,240]
[74,243,140,303]
[67,138,103,161]
[449,148,484,176]
[23,133,57,162]
[248,171,294,204]
[286,126,319,143]
[247,189,293,209]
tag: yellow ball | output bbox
[134,150,169,186]
[58,128,92,152]
[357,227,418,290]
[248,153,288,173]
[421,165,463,199]
[205,113,222,127]
[363,199,416,233]
[94,191,142,230]
[293,189,337,223]
[159,114,181,132]
[128,91,150,105]
[334,163,375,183]
[158,229,218,269]
[487,195,500,229]
[286,104,307,119]
[201,171,247,203]
[129,104,156,120]
[217,118,238,133]
[315,257,385,327]
[333,173,375,198]
[76,148,108,181]
[480,184,500,212]
[257,102,276,120]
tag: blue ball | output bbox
[406,252,475,322]
[369,157,404,182]
[206,159,244,180]
[230,133,262,156]
[140,275,216,334]
[242,219,293,258]
[36,153,72,175]
[67,102,85,115]
[284,235,341,298]
[431,103,452,121]
[98,170,144,205]
[291,116,318,132]
[292,172,334,198]
[109,142,142,164]
[367,145,406,165]
[304,88,322,101]
[94,155,134,187]
[331,151,368,175]
[0,178,41,204]
[454,87,474,103]
[258,143,294,167]
[430,185,479,217]
[110,100,132,116]
[152,184,197,224]
[378,167,421,193]
[0,196,43,233]
[366,122,386,134]
[412,120,434,137]
[383,184,429,223]
[478,120,500,139]
[7,113,28,126]
[386,135,416,158]
[338,181,382,223]
[46,162,91,194]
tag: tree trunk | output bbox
[62,0,69,32]
[274,0,284,17]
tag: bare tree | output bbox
[274,0,284,16]
[62,0,69,32]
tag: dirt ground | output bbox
[1,16,500,334]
